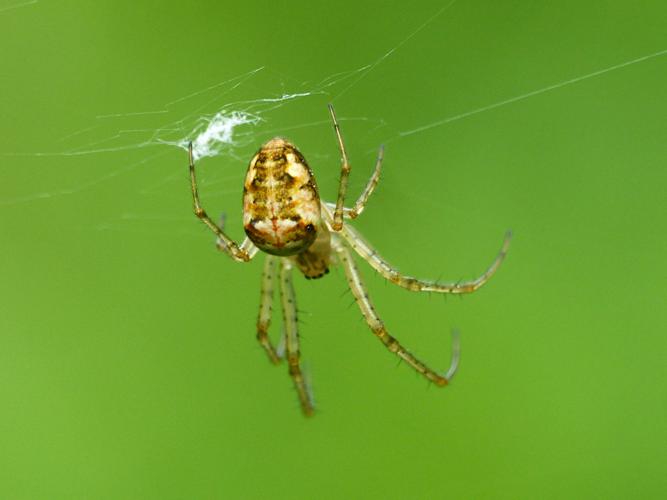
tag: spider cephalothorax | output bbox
[188,104,511,417]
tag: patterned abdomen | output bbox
[243,138,322,256]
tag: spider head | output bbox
[243,137,322,256]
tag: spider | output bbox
[188,104,511,417]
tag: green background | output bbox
[2,1,666,498]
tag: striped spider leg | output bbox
[338,220,512,295]
[256,256,282,364]
[325,104,512,295]
[254,255,314,414]
[323,102,510,381]
[328,104,385,230]
[189,142,257,263]
[279,259,315,416]
[332,236,461,386]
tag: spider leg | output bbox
[279,259,315,416]
[328,104,384,230]
[215,236,259,259]
[325,144,384,221]
[337,218,512,295]
[188,142,254,262]
[334,243,460,386]
[214,209,259,258]
[256,256,282,364]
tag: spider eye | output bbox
[305,223,315,233]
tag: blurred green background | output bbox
[2,1,666,498]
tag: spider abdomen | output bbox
[243,138,322,256]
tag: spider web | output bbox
[1,1,462,240]
[0,0,37,14]
[3,0,667,242]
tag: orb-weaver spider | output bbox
[188,104,511,416]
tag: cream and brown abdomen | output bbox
[243,138,323,257]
